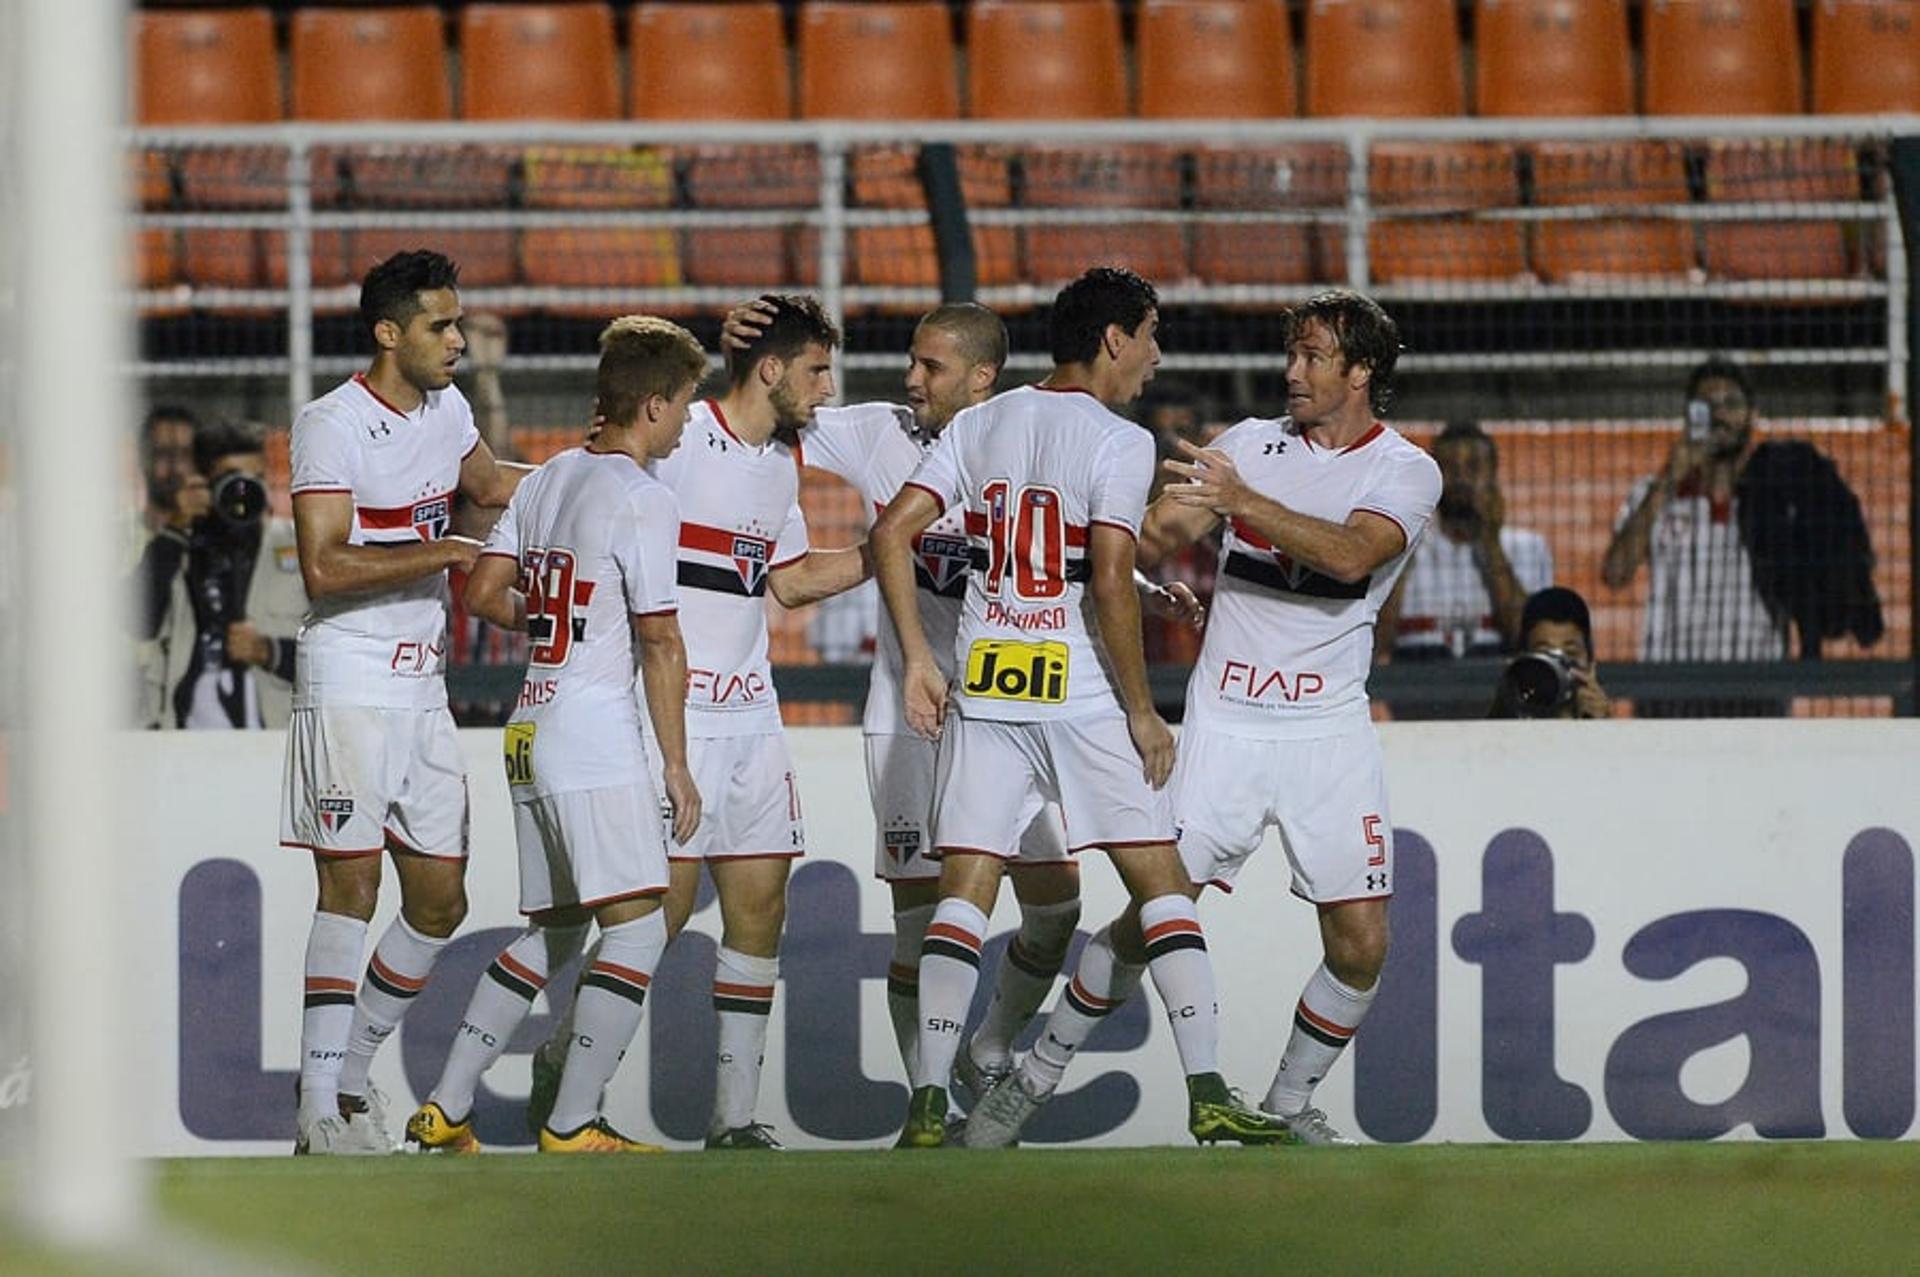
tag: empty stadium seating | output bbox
[1812,0,1920,113]
[798,2,1015,291]
[970,0,1186,287]
[461,3,620,120]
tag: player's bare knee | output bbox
[403,885,468,938]
[1325,924,1389,990]
[314,856,380,919]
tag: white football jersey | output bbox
[1186,417,1440,739]
[483,447,679,796]
[643,399,809,738]
[905,384,1154,723]
[289,373,479,710]
[796,402,970,737]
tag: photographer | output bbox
[1490,586,1612,720]
[132,419,306,729]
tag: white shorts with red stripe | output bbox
[511,781,672,915]
[1172,720,1393,903]
[865,732,1067,880]
[662,731,806,862]
[931,712,1173,859]
[280,705,468,858]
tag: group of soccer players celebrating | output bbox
[279,246,1439,1156]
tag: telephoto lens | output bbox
[1503,649,1575,716]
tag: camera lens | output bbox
[210,473,268,527]
[1505,651,1573,715]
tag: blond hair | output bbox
[595,315,709,428]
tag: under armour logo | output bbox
[1263,439,1287,455]
[1367,873,1388,891]
[1046,1033,1076,1054]
[368,421,392,439]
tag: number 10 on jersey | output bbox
[981,479,1067,601]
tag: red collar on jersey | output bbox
[353,372,420,418]
[1300,420,1385,454]
[706,398,749,448]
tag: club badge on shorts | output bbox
[963,639,1068,704]
[503,721,537,787]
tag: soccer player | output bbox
[403,316,708,1154]
[530,294,869,1149]
[970,289,1440,1148]
[873,267,1288,1148]
[283,249,527,1155]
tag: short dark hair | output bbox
[1686,356,1754,405]
[139,404,201,460]
[1286,289,1401,414]
[1047,267,1158,366]
[1521,586,1593,653]
[359,249,461,346]
[192,418,265,475]
[724,293,841,385]
[596,315,710,428]
[917,302,1009,375]
[1434,419,1494,461]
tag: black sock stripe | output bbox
[302,992,355,1009]
[582,971,649,1008]
[1063,985,1115,1019]
[713,995,772,1016]
[1293,1010,1348,1050]
[1006,939,1065,980]
[365,968,419,1001]
[921,937,983,969]
[1144,932,1209,961]
[886,975,917,999]
[486,962,541,1003]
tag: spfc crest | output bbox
[883,826,921,864]
[318,796,355,835]
[731,534,770,594]
[411,495,451,542]
[914,533,970,594]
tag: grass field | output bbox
[1,1143,1860,1275]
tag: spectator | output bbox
[1489,586,1612,720]
[1136,381,1219,666]
[1378,420,1552,661]
[1601,357,1880,716]
[132,419,306,729]
[131,405,204,557]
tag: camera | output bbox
[1503,648,1576,716]
[1684,398,1712,444]
[208,471,267,529]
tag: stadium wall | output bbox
[128,722,1918,1154]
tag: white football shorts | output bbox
[931,712,1174,859]
[1172,719,1394,903]
[280,704,468,859]
[865,731,1067,880]
[664,731,806,862]
[510,781,671,915]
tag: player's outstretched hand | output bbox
[720,298,778,352]
[442,534,485,573]
[1146,579,1205,629]
[1127,707,1175,789]
[662,761,703,845]
[903,659,948,741]
[1161,438,1248,516]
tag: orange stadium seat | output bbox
[135,8,281,293]
[630,2,809,288]
[1304,0,1463,118]
[1644,0,1803,116]
[461,3,620,120]
[290,7,478,212]
[1645,1,1850,280]
[798,2,1014,290]
[1305,2,1519,282]
[970,0,1187,286]
[521,148,683,306]
[1531,141,1696,281]
[1138,0,1324,286]
[1475,0,1631,117]
[1813,0,1920,113]
[1476,2,1692,281]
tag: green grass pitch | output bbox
[102,1143,1917,1275]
